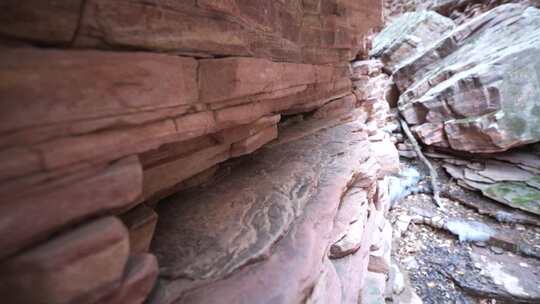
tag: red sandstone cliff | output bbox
[0,1,391,303]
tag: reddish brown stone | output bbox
[368,220,392,274]
[120,204,158,254]
[272,109,368,147]
[140,136,218,169]
[102,254,159,304]
[0,1,83,44]
[199,57,343,104]
[393,5,540,152]
[230,125,278,157]
[0,217,130,304]
[215,101,273,129]
[0,156,142,260]
[37,120,177,170]
[173,111,218,141]
[305,259,343,303]
[313,94,357,119]
[75,1,255,58]
[370,136,400,177]
[0,147,42,182]
[174,166,220,192]
[209,86,309,111]
[329,188,370,259]
[278,78,353,115]
[412,122,450,147]
[330,187,369,246]
[142,143,230,201]
[144,166,221,208]
[0,48,198,135]
[74,0,381,64]
[215,115,281,144]
[332,203,385,304]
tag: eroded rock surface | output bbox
[439,150,540,216]
[370,10,455,72]
[150,112,399,303]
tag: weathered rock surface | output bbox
[329,186,370,260]
[149,114,399,304]
[393,4,540,153]
[0,0,382,64]
[0,1,388,303]
[370,10,455,71]
[0,155,142,260]
[0,217,130,304]
[333,208,385,304]
[443,183,540,226]
[103,253,159,304]
[0,0,84,44]
[120,204,158,254]
[305,259,343,304]
[440,149,540,216]
[331,194,376,303]
[442,246,540,303]
[368,220,392,274]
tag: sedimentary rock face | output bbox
[0,1,397,303]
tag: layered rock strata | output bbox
[437,150,540,216]
[0,1,386,303]
[0,0,382,64]
[372,5,540,153]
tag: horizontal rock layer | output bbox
[0,48,355,259]
[1,0,382,64]
[0,1,385,302]
[438,149,540,216]
[0,217,130,304]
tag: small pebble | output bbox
[489,246,504,255]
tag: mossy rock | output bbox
[526,176,540,190]
[483,181,540,216]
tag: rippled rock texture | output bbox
[149,112,398,304]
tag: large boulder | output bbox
[384,0,540,24]
[370,10,455,72]
[394,4,540,153]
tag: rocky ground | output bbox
[386,156,540,304]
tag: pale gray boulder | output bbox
[370,10,455,72]
[393,4,540,153]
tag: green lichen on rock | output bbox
[483,181,540,215]
[527,176,540,190]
